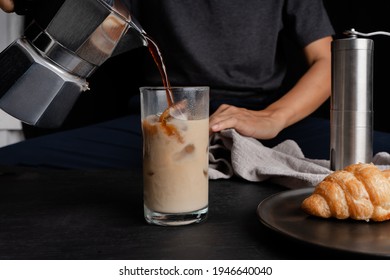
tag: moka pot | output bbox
[0,0,147,128]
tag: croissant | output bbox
[301,163,390,222]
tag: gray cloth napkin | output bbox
[209,129,390,189]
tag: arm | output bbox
[209,36,333,140]
[0,0,14,12]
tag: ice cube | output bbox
[173,144,195,161]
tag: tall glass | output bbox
[140,87,209,226]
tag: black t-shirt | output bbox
[20,0,334,137]
[130,0,334,107]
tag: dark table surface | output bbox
[0,115,390,260]
[1,164,383,260]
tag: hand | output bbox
[209,104,287,140]
[0,0,14,12]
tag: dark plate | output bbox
[257,188,390,257]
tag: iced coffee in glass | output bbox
[140,86,209,226]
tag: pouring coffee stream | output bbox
[136,28,189,144]
[141,32,190,143]
[142,33,174,107]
